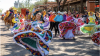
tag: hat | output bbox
[58,11,61,14]
[48,11,52,13]
[88,11,94,16]
[64,11,67,13]
[53,11,55,13]
[60,12,64,15]
[50,11,52,12]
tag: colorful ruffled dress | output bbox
[91,31,100,46]
[13,21,53,56]
[10,18,25,33]
[43,16,50,29]
[59,15,76,39]
[88,15,96,24]
[25,19,32,31]
[75,18,84,34]
[80,15,96,36]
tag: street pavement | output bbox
[0,19,100,56]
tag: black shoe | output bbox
[63,37,65,39]
[73,38,76,40]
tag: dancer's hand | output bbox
[43,30,47,33]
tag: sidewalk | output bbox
[0,19,99,56]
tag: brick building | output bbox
[35,0,99,13]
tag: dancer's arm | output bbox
[36,27,46,33]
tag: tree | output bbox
[56,0,62,11]
[61,0,67,11]
[17,0,35,12]
[0,9,3,13]
[56,0,68,11]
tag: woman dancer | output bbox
[13,12,53,56]
[88,12,96,24]
[59,11,76,39]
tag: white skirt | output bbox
[64,29,75,39]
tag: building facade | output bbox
[35,0,99,13]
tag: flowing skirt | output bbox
[91,31,100,46]
[43,21,50,30]
[13,30,53,56]
[58,21,76,38]
[64,29,74,39]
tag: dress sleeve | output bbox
[32,21,39,29]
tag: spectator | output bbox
[49,11,56,31]
[63,11,67,21]
[82,12,88,23]
[54,11,63,37]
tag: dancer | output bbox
[43,14,50,29]
[43,10,46,17]
[59,11,76,39]
[8,7,14,17]
[75,13,84,34]
[88,12,96,24]
[80,12,97,36]
[11,12,53,56]
[25,14,32,31]
[66,11,73,21]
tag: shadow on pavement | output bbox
[79,37,91,39]
[0,28,8,31]
[0,25,5,26]
[1,37,99,56]
[1,43,32,56]
[0,33,14,37]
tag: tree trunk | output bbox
[80,0,84,13]
[61,0,67,11]
[68,2,70,12]
[56,0,62,11]
[44,0,48,11]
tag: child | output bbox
[43,14,50,29]
[25,14,32,31]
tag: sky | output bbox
[0,0,54,13]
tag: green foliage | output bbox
[0,9,3,13]
[34,0,44,6]
[17,0,35,12]
[17,0,49,12]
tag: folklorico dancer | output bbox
[10,12,53,56]
[59,11,76,39]
[80,12,97,36]
[43,14,50,29]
